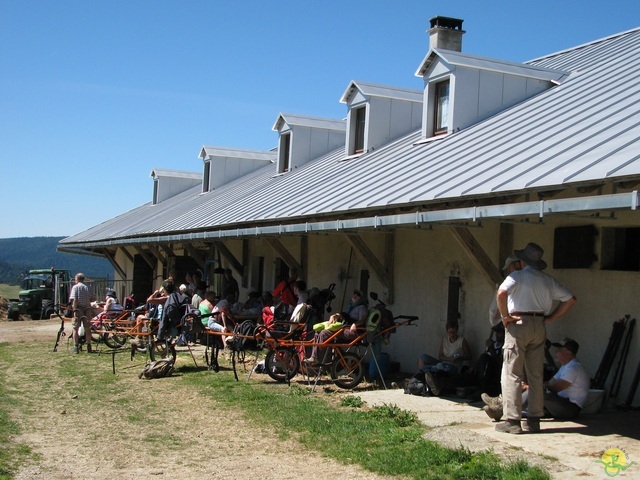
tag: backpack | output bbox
[163,292,187,328]
[229,320,259,352]
[139,358,175,379]
[404,372,430,396]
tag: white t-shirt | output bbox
[499,266,574,315]
[553,358,590,407]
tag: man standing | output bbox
[496,243,576,434]
[69,273,93,354]
[222,269,239,303]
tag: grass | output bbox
[0,284,20,300]
[181,368,550,480]
[0,339,551,480]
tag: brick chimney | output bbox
[428,16,464,52]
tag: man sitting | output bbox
[483,338,589,425]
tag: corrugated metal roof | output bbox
[62,27,640,248]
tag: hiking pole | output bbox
[621,355,640,410]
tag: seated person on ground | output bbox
[419,321,471,375]
[305,290,368,365]
[483,338,589,421]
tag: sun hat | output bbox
[514,242,547,270]
[502,254,521,273]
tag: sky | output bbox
[1,0,639,238]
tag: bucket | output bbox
[581,389,604,414]
[369,352,390,380]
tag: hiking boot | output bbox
[73,345,80,354]
[87,345,93,353]
[495,419,522,434]
[483,405,503,421]
[481,393,502,409]
[523,417,540,433]
[424,372,441,396]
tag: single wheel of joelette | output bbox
[265,348,300,382]
[330,352,364,389]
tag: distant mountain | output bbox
[0,237,113,284]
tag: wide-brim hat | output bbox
[551,337,579,355]
[502,254,521,273]
[514,242,547,270]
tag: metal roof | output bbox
[149,168,202,180]
[199,146,276,162]
[61,26,640,248]
[272,113,346,132]
[416,48,571,81]
[340,80,424,104]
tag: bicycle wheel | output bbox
[265,348,299,382]
[90,324,102,344]
[330,352,364,389]
[103,326,127,349]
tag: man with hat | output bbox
[495,242,577,434]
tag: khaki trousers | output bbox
[501,316,546,420]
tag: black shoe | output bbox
[523,417,540,433]
[424,372,441,396]
[87,345,93,353]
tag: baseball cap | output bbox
[551,338,579,354]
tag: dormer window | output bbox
[278,132,291,173]
[353,107,366,154]
[434,80,450,135]
[153,179,159,205]
[202,161,211,193]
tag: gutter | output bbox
[58,190,639,250]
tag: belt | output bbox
[511,311,545,317]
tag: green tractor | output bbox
[7,269,72,320]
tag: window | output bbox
[434,80,450,135]
[553,226,596,269]
[353,106,366,154]
[202,161,210,193]
[601,227,640,271]
[279,133,291,173]
[152,179,159,205]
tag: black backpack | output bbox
[163,292,187,328]
[229,320,259,352]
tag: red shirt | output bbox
[272,280,296,307]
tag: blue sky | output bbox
[1,0,638,238]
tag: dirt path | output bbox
[1,319,393,480]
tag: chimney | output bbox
[428,16,464,52]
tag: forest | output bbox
[0,237,113,284]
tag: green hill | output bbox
[0,237,113,285]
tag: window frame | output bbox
[278,132,291,173]
[433,79,450,136]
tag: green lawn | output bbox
[0,284,20,300]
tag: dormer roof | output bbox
[272,113,346,132]
[199,146,276,162]
[340,80,423,104]
[150,168,202,181]
[416,48,570,82]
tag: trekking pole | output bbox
[621,356,640,410]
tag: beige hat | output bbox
[502,254,521,272]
